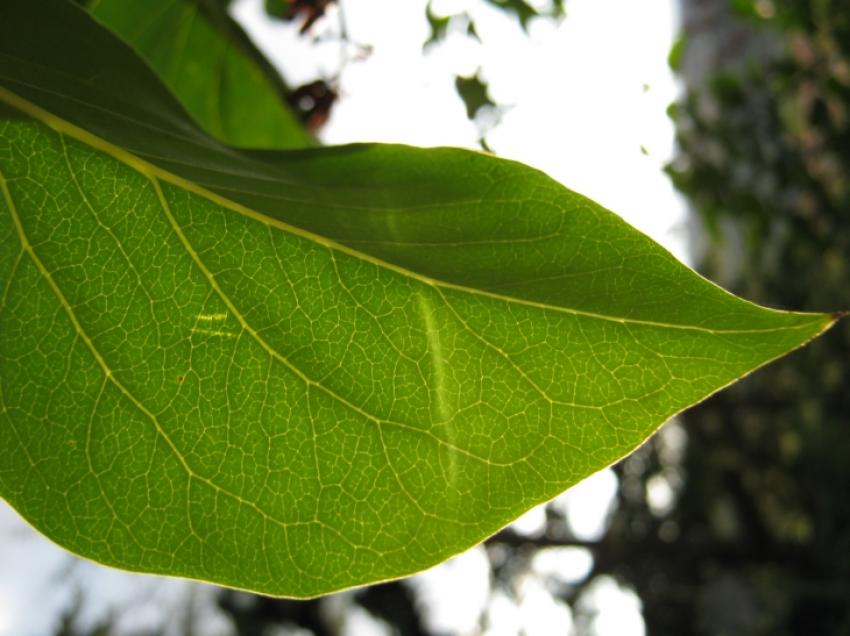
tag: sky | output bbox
[0,1,687,634]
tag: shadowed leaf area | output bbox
[0,0,839,598]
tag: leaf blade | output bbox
[0,1,840,598]
[89,0,315,149]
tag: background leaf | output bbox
[0,0,840,598]
[89,0,314,149]
[455,71,497,121]
[482,0,543,31]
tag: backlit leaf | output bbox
[0,0,840,598]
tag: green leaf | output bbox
[424,1,453,49]
[667,34,686,72]
[483,0,542,31]
[89,0,314,149]
[481,0,565,31]
[455,71,497,120]
[0,0,840,598]
[424,3,480,50]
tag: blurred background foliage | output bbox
[642,1,850,632]
[58,0,850,634]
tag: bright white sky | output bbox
[0,1,685,634]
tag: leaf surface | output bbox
[89,0,314,148]
[0,0,839,597]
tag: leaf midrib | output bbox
[0,85,827,339]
